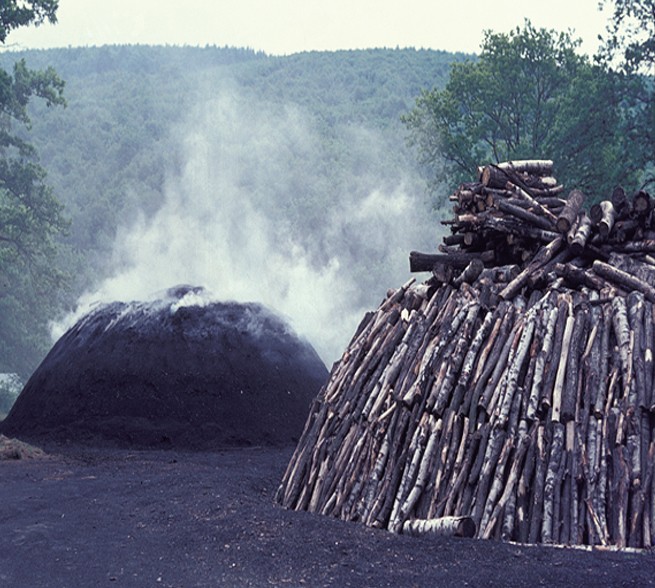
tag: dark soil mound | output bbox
[1,287,328,449]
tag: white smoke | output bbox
[54,88,440,365]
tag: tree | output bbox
[0,1,58,43]
[600,0,655,74]
[403,21,639,201]
[598,1,655,188]
[0,0,67,377]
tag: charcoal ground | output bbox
[1,441,654,587]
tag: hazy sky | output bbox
[8,0,610,56]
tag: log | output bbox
[543,422,566,543]
[496,160,554,175]
[453,258,485,286]
[478,436,514,535]
[627,292,647,411]
[443,233,466,247]
[402,516,476,538]
[477,321,521,414]
[478,265,521,284]
[541,186,566,197]
[610,252,655,284]
[561,305,588,422]
[516,427,537,542]
[553,263,605,292]
[499,237,565,300]
[590,201,606,224]
[593,201,617,239]
[527,304,559,420]
[428,410,462,516]
[612,445,630,547]
[471,429,507,527]
[442,417,472,515]
[633,190,652,216]
[481,430,532,539]
[463,232,481,247]
[533,176,559,189]
[592,260,655,303]
[481,165,511,189]
[556,189,585,234]
[432,263,454,284]
[551,299,575,423]
[484,215,559,243]
[645,304,654,412]
[582,304,602,413]
[452,312,496,416]
[569,216,593,256]
[496,199,557,232]
[612,240,655,253]
[613,218,639,243]
[429,305,481,416]
[394,419,442,529]
[536,195,566,207]
[528,424,548,542]
[468,305,516,415]
[409,250,495,273]
[611,186,629,216]
[505,182,558,224]
[539,296,571,414]
[496,313,537,427]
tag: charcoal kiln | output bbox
[1,286,328,449]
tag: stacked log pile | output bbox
[276,160,655,549]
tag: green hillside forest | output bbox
[0,45,466,383]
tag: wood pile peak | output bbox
[277,159,655,549]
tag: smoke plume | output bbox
[56,88,440,365]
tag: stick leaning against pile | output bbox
[277,160,655,549]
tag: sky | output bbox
[8,0,610,57]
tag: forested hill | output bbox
[0,45,467,379]
[8,45,462,124]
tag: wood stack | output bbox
[276,160,655,549]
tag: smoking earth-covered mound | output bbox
[1,287,328,448]
[277,160,655,549]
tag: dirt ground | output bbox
[1,441,654,588]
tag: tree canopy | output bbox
[0,0,67,377]
[0,0,58,44]
[403,21,640,201]
[600,0,655,73]
[598,1,655,189]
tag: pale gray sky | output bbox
[7,0,610,56]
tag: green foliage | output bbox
[0,372,21,418]
[551,65,642,197]
[600,0,655,73]
[0,1,67,377]
[0,0,57,44]
[403,21,641,200]
[598,1,655,189]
